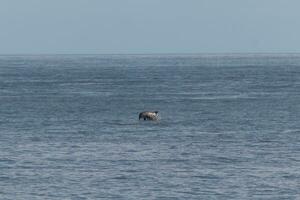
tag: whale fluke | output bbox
[139,111,159,121]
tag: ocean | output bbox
[0,54,299,199]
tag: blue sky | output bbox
[0,0,300,54]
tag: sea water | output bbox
[0,54,299,199]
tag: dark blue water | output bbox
[0,54,299,199]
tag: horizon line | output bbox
[1,52,300,56]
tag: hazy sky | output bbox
[0,0,300,54]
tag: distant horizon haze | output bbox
[1,0,300,54]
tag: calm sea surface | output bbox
[0,54,299,199]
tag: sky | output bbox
[0,0,300,54]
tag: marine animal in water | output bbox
[139,111,159,121]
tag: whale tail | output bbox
[139,111,159,121]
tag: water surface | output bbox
[0,54,299,199]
